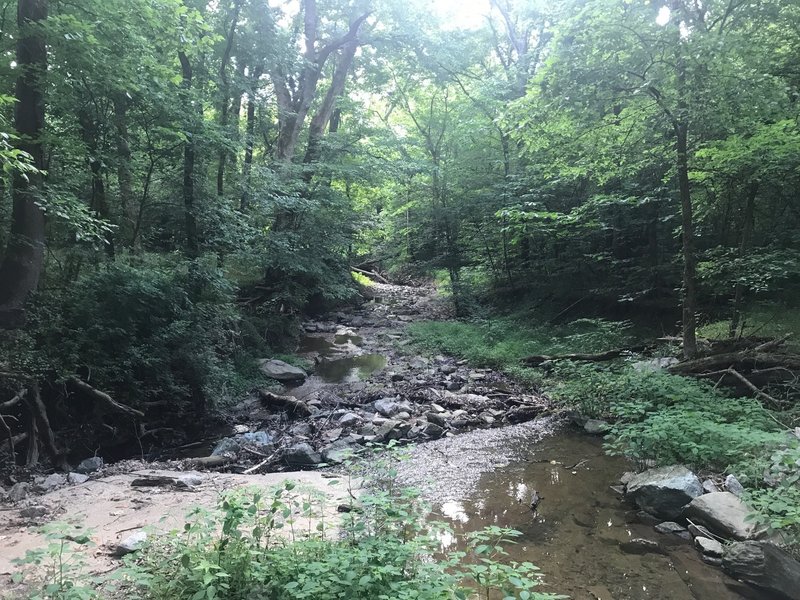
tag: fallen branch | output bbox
[186,455,231,469]
[700,367,781,406]
[0,390,25,411]
[131,475,176,487]
[243,452,278,474]
[669,352,800,376]
[257,390,312,417]
[68,377,145,418]
[522,345,649,366]
[351,266,390,285]
[755,333,792,353]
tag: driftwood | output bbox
[68,377,145,418]
[523,345,649,366]
[186,455,231,469]
[257,390,312,417]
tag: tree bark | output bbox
[0,0,48,329]
[179,50,198,258]
[113,93,138,252]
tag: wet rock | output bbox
[625,465,703,519]
[115,530,148,556]
[583,419,610,435]
[685,492,760,540]
[654,521,690,538]
[68,472,89,485]
[724,474,745,497]
[76,456,103,474]
[620,538,664,555]
[258,359,307,382]
[702,478,720,494]
[374,398,401,417]
[338,412,362,427]
[20,505,47,519]
[38,473,67,492]
[284,442,323,467]
[8,482,30,501]
[723,542,800,600]
[695,536,724,557]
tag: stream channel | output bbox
[284,296,768,600]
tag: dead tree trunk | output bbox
[0,0,48,329]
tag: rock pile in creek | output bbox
[619,465,800,599]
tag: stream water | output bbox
[400,426,766,600]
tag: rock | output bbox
[322,443,355,464]
[38,473,67,492]
[289,422,312,437]
[115,530,148,556]
[242,431,274,449]
[68,472,89,485]
[506,405,540,424]
[390,372,405,382]
[702,556,723,567]
[723,542,800,600]
[76,456,103,474]
[374,398,401,417]
[20,505,48,519]
[8,482,30,501]
[421,422,445,439]
[212,436,241,456]
[620,471,636,487]
[258,359,307,382]
[685,492,760,540]
[409,357,428,369]
[446,381,462,391]
[440,364,457,375]
[702,478,720,494]
[625,465,703,519]
[338,412,361,427]
[284,442,323,467]
[176,473,204,488]
[620,538,664,555]
[425,411,447,427]
[583,419,610,435]
[395,411,411,421]
[724,474,745,497]
[373,420,410,442]
[688,523,715,540]
[695,536,724,557]
[655,521,690,538]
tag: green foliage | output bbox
[407,316,633,371]
[746,445,800,548]
[11,522,98,600]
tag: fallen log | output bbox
[131,475,176,487]
[351,266,390,285]
[668,352,800,376]
[257,390,312,417]
[186,455,230,469]
[522,345,649,366]
[68,377,145,418]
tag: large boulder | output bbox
[723,542,800,600]
[259,359,307,382]
[625,465,703,519]
[685,492,760,540]
[284,442,322,467]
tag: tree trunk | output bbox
[676,121,697,359]
[78,108,114,257]
[179,51,198,258]
[730,181,758,336]
[113,94,138,252]
[0,0,48,329]
[216,0,242,198]
[240,65,263,211]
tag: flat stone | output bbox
[655,521,687,535]
[723,542,800,600]
[625,465,703,519]
[620,538,664,555]
[695,536,724,557]
[685,492,760,540]
[115,530,147,556]
[76,456,104,474]
[258,359,307,382]
[68,472,89,484]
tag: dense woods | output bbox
[0,0,798,485]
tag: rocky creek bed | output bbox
[1,281,798,598]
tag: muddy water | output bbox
[401,426,766,600]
